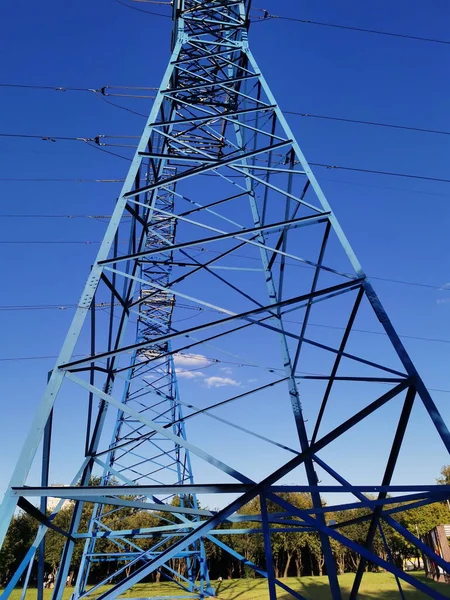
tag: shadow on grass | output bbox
[274,572,450,600]
[215,579,266,599]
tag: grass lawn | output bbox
[4,573,450,599]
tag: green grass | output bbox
[4,573,450,599]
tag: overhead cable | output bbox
[286,111,450,137]
[109,1,450,47]
[0,349,449,396]
[113,0,171,17]
[4,81,450,138]
[258,12,450,46]
[310,163,450,184]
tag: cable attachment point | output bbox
[93,135,106,146]
[91,87,110,96]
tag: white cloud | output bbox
[176,368,205,380]
[174,353,211,368]
[440,283,450,290]
[204,376,240,388]
[220,367,233,375]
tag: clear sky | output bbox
[1,0,450,506]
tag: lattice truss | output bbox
[1,1,450,599]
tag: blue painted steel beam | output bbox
[1,2,449,599]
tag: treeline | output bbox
[1,489,449,587]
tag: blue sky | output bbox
[1,0,450,505]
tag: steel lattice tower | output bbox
[1,1,450,599]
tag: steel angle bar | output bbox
[221,114,287,141]
[381,495,450,519]
[246,47,450,456]
[185,15,244,27]
[267,492,447,599]
[297,376,405,382]
[234,95,342,600]
[172,381,300,454]
[124,140,292,198]
[156,105,275,127]
[202,536,310,600]
[90,381,411,600]
[68,283,364,380]
[162,73,259,95]
[93,380,293,459]
[301,336,408,377]
[310,286,364,443]
[3,3,448,599]
[292,221,332,373]
[138,205,329,248]
[25,494,212,517]
[267,485,450,494]
[0,39,185,548]
[230,165,323,212]
[185,40,242,51]
[0,457,91,599]
[90,460,194,528]
[65,372,253,484]
[350,386,416,598]
[310,456,450,578]
[232,164,307,174]
[171,47,235,66]
[16,497,74,540]
[384,516,450,574]
[74,524,198,539]
[270,491,446,518]
[61,279,363,370]
[99,213,335,272]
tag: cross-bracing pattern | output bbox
[1,1,450,599]
[73,171,213,599]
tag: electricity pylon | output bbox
[1,1,450,599]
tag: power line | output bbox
[0,178,124,183]
[0,229,444,293]
[96,94,450,138]
[0,132,132,160]
[0,213,127,221]
[0,214,119,219]
[319,177,450,200]
[0,133,450,183]
[310,163,450,184]
[0,240,104,245]
[3,301,450,346]
[0,302,115,312]
[0,83,157,98]
[1,348,449,395]
[259,13,450,46]
[85,141,131,162]
[285,111,450,137]
[108,0,450,47]
[113,0,171,17]
[0,83,97,92]
[0,231,446,293]
[194,246,448,293]
[4,80,450,139]
[98,95,148,118]
[0,133,95,142]
[0,131,132,161]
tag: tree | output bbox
[437,465,450,486]
[0,512,38,586]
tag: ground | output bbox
[4,573,450,599]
